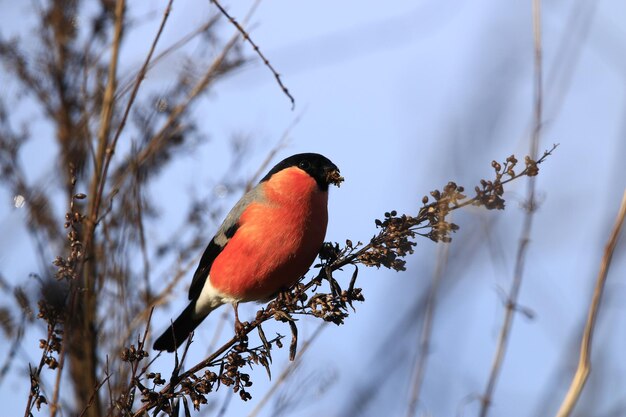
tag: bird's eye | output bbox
[298,160,311,170]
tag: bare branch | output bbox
[210,0,295,108]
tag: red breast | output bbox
[209,167,329,301]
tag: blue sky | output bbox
[1,0,625,416]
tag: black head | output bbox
[260,153,343,191]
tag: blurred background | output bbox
[0,0,625,416]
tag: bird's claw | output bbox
[234,319,249,338]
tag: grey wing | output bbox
[187,186,265,301]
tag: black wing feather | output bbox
[188,239,221,300]
[188,223,239,301]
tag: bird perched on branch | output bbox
[153,153,343,352]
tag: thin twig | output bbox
[406,243,449,417]
[209,0,295,109]
[555,190,626,417]
[478,2,543,416]
[23,320,60,417]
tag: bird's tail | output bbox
[153,302,212,352]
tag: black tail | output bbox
[153,302,206,352]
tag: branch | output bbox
[68,3,126,416]
[555,190,626,417]
[210,0,295,109]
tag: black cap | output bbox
[261,153,342,191]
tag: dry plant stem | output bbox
[247,323,326,417]
[478,2,542,416]
[555,190,626,417]
[67,3,126,417]
[72,2,170,414]
[23,293,68,417]
[95,0,174,219]
[86,0,125,285]
[23,331,53,417]
[209,0,295,108]
[406,243,449,417]
[87,0,126,233]
[93,0,124,186]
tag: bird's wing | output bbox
[188,186,264,301]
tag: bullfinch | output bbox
[153,153,343,352]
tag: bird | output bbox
[153,153,343,352]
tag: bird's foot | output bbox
[232,301,249,338]
[234,318,249,338]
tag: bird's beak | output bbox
[326,168,344,187]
